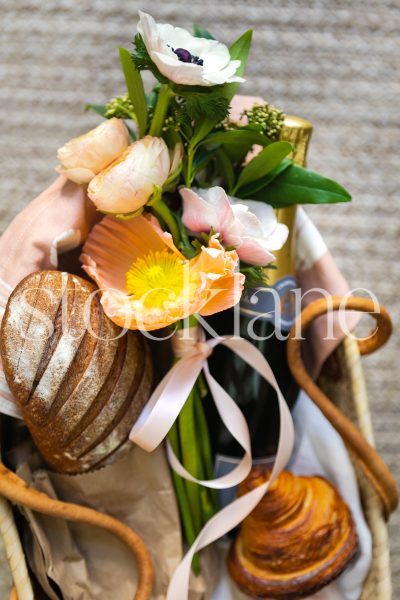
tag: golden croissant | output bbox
[228,466,358,599]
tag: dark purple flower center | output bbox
[171,47,204,66]
[174,48,192,62]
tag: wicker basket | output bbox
[0,333,393,600]
[321,336,392,599]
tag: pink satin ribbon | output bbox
[130,326,295,600]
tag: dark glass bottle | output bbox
[205,116,313,498]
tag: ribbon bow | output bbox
[130,326,295,600]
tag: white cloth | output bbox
[289,392,372,600]
[212,391,372,600]
[295,206,327,272]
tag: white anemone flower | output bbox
[137,11,245,87]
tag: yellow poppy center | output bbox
[126,250,188,309]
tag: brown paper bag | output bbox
[15,443,216,599]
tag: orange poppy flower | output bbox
[80,215,245,331]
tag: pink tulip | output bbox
[180,186,288,266]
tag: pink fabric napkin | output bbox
[295,206,359,377]
[0,176,98,417]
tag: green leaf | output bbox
[192,147,217,177]
[174,212,198,259]
[214,148,235,192]
[193,24,215,39]
[240,264,269,289]
[199,129,270,148]
[236,159,292,198]
[252,164,352,207]
[229,29,253,75]
[172,84,230,122]
[191,117,219,148]
[119,47,147,137]
[85,103,107,117]
[234,141,292,193]
[201,127,271,165]
[243,123,265,133]
[223,29,253,101]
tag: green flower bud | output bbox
[105,94,136,120]
[242,103,285,140]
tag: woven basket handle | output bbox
[0,463,153,600]
[287,295,398,517]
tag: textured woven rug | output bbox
[0,0,398,596]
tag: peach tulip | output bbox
[56,118,129,184]
[80,214,244,331]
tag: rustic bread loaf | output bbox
[0,270,153,474]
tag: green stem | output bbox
[197,372,208,399]
[150,198,180,247]
[199,488,215,524]
[167,320,218,574]
[149,84,173,137]
[187,386,214,524]
[185,146,195,187]
[167,422,201,575]
[179,389,202,534]
[193,385,219,512]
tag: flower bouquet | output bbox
[0,10,397,600]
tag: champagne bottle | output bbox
[205,116,313,502]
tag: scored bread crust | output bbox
[0,270,153,474]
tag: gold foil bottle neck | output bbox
[266,115,313,285]
[281,115,313,167]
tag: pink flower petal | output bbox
[181,187,218,232]
[233,199,289,252]
[202,186,235,234]
[230,203,264,238]
[236,238,276,266]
